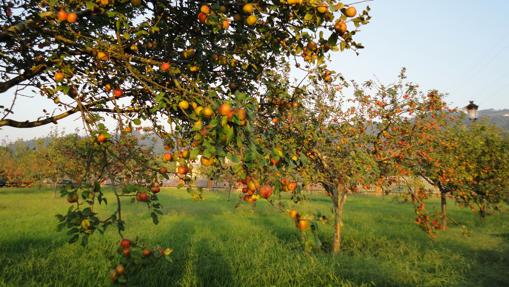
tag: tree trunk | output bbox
[440,190,447,230]
[207,178,213,191]
[332,187,347,255]
[479,205,486,219]
[227,181,232,201]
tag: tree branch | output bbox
[0,64,46,93]
[0,105,135,128]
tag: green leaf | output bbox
[227,153,240,163]
[68,234,79,244]
[151,212,159,225]
[190,148,200,160]
[81,235,89,246]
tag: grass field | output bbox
[0,187,508,287]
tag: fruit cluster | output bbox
[112,239,173,285]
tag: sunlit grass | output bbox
[0,187,508,287]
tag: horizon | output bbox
[2,107,508,144]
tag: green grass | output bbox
[0,188,508,287]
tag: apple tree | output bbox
[0,0,371,283]
[260,70,453,254]
[414,116,509,229]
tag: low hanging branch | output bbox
[0,65,47,93]
[0,105,135,128]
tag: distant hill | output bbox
[478,109,509,131]
[2,131,165,153]
[3,109,509,149]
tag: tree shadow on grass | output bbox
[160,199,230,218]
[191,239,233,287]
[126,219,196,286]
[245,212,302,251]
[493,232,509,242]
[0,236,68,283]
[127,219,233,287]
[0,188,55,195]
[0,236,66,259]
[438,237,509,287]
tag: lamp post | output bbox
[465,101,479,121]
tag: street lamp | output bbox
[465,101,479,121]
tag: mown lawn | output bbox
[0,187,508,287]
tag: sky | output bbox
[1,0,509,141]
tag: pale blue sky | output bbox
[1,0,508,141]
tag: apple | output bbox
[161,62,170,71]
[222,19,230,29]
[247,180,256,192]
[97,51,108,61]
[180,149,189,159]
[163,153,172,161]
[192,106,203,117]
[200,156,214,166]
[57,10,68,21]
[67,12,77,23]
[151,184,161,194]
[136,192,149,202]
[177,165,188,175]
[287,181,297,192]
[120,239,131,249]
[113,88,123,98]
[200,5,210,14]
[178,100,190,110]
[334,20,347,34]
[343,6,357,17]
[289,209,299,219]
[307,41,317,51]
[237,108,247,120]
[202,107,214,118]
[81,218,91,230]
[243,3,254,14]
[243,194,257,203]
[259,185,273,199]
[54,71,64,82]
[162,247,173,256]
[317,5,328,13]
[198,12,207,24]
[218,103,231,116]
[115,264,125,275]
[297,219,310,231]
[246,15,257,26]
[97,134,107,143]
